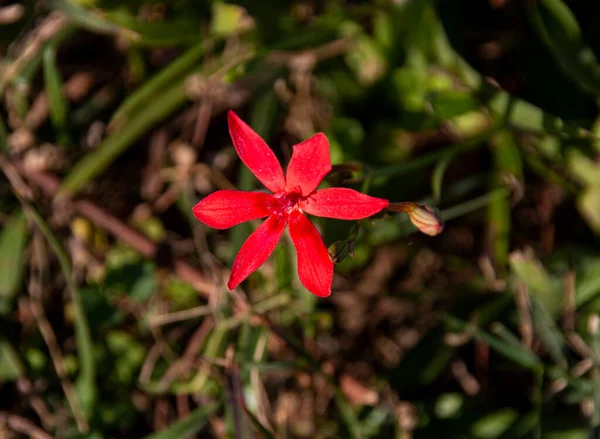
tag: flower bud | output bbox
[387,202,444,236]
[408,204,444,236]
[328,239,355,264]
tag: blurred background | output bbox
[1,0,600,437]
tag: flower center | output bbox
[272,191,303,216]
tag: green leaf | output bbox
[360,407,391,439]
[104,262,156,303]
[80,284,124,327]
[431,154,453,203]
[143,402,220,439]
[530,297,567,367]
[488,131,522,268]
[242,405,276,439]
[435,393,464,419]
[50,0,135,38]
[491,130,523,179]
[509,250,563,316]
[575,257,600,307]
[577,186,600,234]
[211,1,251,37]
[335,390,361,439]
[341,22,387,86]
[106,330,146,383]
[43,44,69,147]
[164,278,200,309]
[0,339,24,380]
[393,66,428,112]
[567,150,600,186]
[470,408,518,439]
[0,209,28,311]
[426,90,480,120]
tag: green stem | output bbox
[365,126,501,180]
[442,188,509,222]
[23,203,96,416]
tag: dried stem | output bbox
[515,282,533,349]
[149,305,212,327]
[0,412,54,439]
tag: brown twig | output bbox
[154,398,170,433]
[141,129,169,201]
[451,360,480,396]
[139,342,166,385]
[16,379,57,430]
[0,157,34,199]
[0,12,70,92]
[149,305,212,327]
[0,412,54,439]
[515,282,533,349]
[267,38,350,65]
[176,394,194,439]
[25,72,96,130]
[192,100,213,147]
[0,4,24,24]
[250,333,276,433]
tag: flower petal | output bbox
[285,133,331,196]
[228,110,285,193]
[228,214,287,289]
[288,211,333,297]
[193,190,276,229]
[299,188,389,220]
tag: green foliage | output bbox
[0,209,27,313]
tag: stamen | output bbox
[273,191,304,216]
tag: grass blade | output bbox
[445,315,542,370]
[43,44,69,147]
[59,80,188,197]
[23,203,96,416]
[431,154,453,203]
[442,188,509,222]
[110,41,208,129]
[0,338,24,380]
[575,258,600,308]
[368,126,500,180]
[0,209,28,312]
[50,0,133,37]
[335,389,361,439]
[143,402,220,439]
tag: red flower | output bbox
[193,111,389,297]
